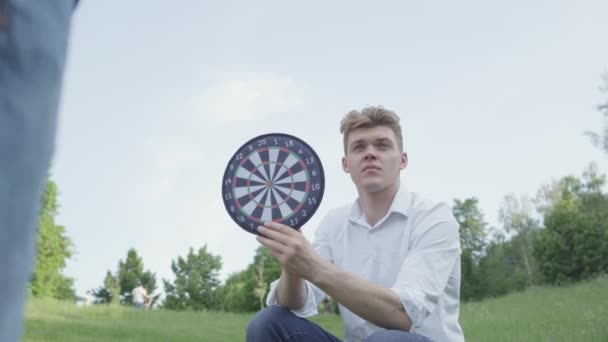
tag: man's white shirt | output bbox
[132,286,146,304]
[266,186,465,342]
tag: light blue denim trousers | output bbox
[0,1,75,340]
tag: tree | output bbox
[117,248,157,304]
[30,179,75,300]
[477,232,531,297]
[163,246,222,311]
[217,271,251,312]
[251,246,281,310]
[498,194,541,286]
[533,164,608,284]
[217,246,282,312]
[586,73,608,154]
[94,271,120,304]
[452,198,489,301]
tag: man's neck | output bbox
[358,181,400,227]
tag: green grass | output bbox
[460,276,608,342]
[25,277,608,341]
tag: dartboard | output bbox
[222,133,325,235]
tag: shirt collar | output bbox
[347,184,411,227]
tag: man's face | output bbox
[342,126,408,193]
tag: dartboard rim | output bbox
[221,132,325,234]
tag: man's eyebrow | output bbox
[350,139,366,146]
[373,138,394,145]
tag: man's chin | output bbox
[358,182,385,193]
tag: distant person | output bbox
[131,283,150,309]
[83,290,94,306]
[0,1,78,341]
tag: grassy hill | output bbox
[25,276,607,341]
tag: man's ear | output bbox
[400,152,408,170]
[342,156,350,173]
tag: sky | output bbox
[53,0,608,297]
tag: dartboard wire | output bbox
[235,166,266,185]
[240,187,269,219]
[261,187,274,222]
[273,151,300,182]
[271,147,291,181]
[232,149,272,211]
[248,149,271,181]
[268,147,280,184]
[274,169,307,184]
[271,188,291,220]
[269,170,310,220]
[232,174,266,207]
[233,184,265,199]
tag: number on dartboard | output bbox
[308,197,317,205]
[236,153,243,160]
[289,218,298,226]
[224,193,232,200]
[305,157,314,165]
[312,183,321,191]
[285,140,294,147]
[257,139,267,146]
[312,170,317,176]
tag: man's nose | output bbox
[363,147,377,161]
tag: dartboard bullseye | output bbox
[222,133,325,235]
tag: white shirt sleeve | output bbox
[264,210,336,317]
[390,203,461,328]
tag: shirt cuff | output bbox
[265,279,320,317]
[390,286,431,329]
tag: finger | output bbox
[264,221,301,236]
[256,235,287,254]
[263,246,283,262]
[257,225,294,245]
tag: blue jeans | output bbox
[0,1,75,341]
[247,306,433,342]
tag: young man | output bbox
[247,106,464,342]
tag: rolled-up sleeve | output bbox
[265,279,326,317]
[390,204,461,328]
[264,210,336,317]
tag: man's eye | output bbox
[353,145,364,151]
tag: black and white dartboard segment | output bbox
[222,133,325,234]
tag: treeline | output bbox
[457,163,607,301]
[31,162,607,312]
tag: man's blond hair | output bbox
[339,106,404,154]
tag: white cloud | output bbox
[188,68,307,125]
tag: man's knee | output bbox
[246,305,293,340]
